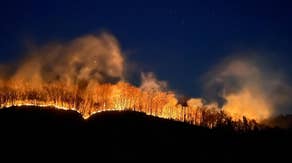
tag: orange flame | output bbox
[0,79,260,129]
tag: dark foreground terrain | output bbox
[0,106,291,161]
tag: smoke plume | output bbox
[203,56,292,121]
[6,33,125,88]
[140,72,167,92]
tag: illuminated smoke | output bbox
[140,72,167,92]
[203,56,292,121]
[187,98,203,108]
[9,33,124,88]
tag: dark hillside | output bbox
[0,106,291,161]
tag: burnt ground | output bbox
[0,106,291,161]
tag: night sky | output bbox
[1,0,292,97]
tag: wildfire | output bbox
[0,33,281,129]
[0,79,258,129]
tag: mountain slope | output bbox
[0,106,291,161]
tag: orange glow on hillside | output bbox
[0,80,260,129]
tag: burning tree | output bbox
[0,80,260,131]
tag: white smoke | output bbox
[9,33,125,88]
[140,72,167,92]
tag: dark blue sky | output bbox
[1,0,292,96]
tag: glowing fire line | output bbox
[0,80,259,130]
